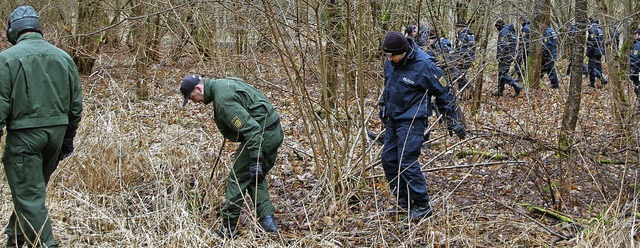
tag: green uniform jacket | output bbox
[0,33,82,135]
[203,77,279,159]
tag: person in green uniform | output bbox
[180,74,282,239]
[0,5,83,248]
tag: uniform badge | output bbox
[231,116,243,129]
[635,50,638,56]
[544,38,548,43]
[438,75,447,87]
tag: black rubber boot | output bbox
[259,215,278,232]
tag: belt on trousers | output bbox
[264,117,280,131]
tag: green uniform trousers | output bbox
[220,124,283,224]
[3,126,65,248]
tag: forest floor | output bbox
[0,48,638,247]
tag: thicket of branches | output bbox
[0,0,637,246]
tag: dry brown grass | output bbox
[0,46,637,247]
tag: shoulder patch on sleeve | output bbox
[231,116,243,129]
[438,75,447,87]
[634,50,638,56]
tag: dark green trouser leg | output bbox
[220,126,284,223]
[3,126,65,248]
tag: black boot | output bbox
[512,81,523,97]
[409,203,433,220]
[6,239,25,248]
[5,234,25,248]
[216,219,239,239]
[259,215,278,232]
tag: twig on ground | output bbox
[486,194,571,241]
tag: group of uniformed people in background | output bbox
[375,17,640,230]
[1,3,636,246]
[403,16,640,99]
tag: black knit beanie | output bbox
[382,31,409,55]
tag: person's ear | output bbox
[195,84,203,93]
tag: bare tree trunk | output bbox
[469,2,491,115]
[74,0,107,75]
[130,0,162,99]
[323,0,340,110]
[233,2,248,55]
[557,0,588,211]
[596,0,632,149]
[525,0,550,89]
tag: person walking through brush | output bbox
[180,75,282,239]
[453,20,476,94]
[0,5,83,247]
[378,31,466,220]
[492,19,523,97]
[586,18,608,88]
[541,24,560,88]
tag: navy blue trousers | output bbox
[382,118,430,207]
[588,55,604,85]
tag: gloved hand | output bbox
[379,105,387,126]
[448,122,467,140]
[59,137,74,161]
[249,158,265,184]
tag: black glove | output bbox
[379,105,388,126]
[59,137,74,161]
[448,122,467,140]
[249,158,265,184]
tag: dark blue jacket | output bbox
[631,40,640,74]
[542,26,558,61]
[455,27,476,62]
[519,20,531,54]
[587,22,605,57]
[497,24,517,62]
[428,37,454,68]
[380,39,459,123]
[417,26,429,47]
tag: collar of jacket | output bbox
[15,32,43,44]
